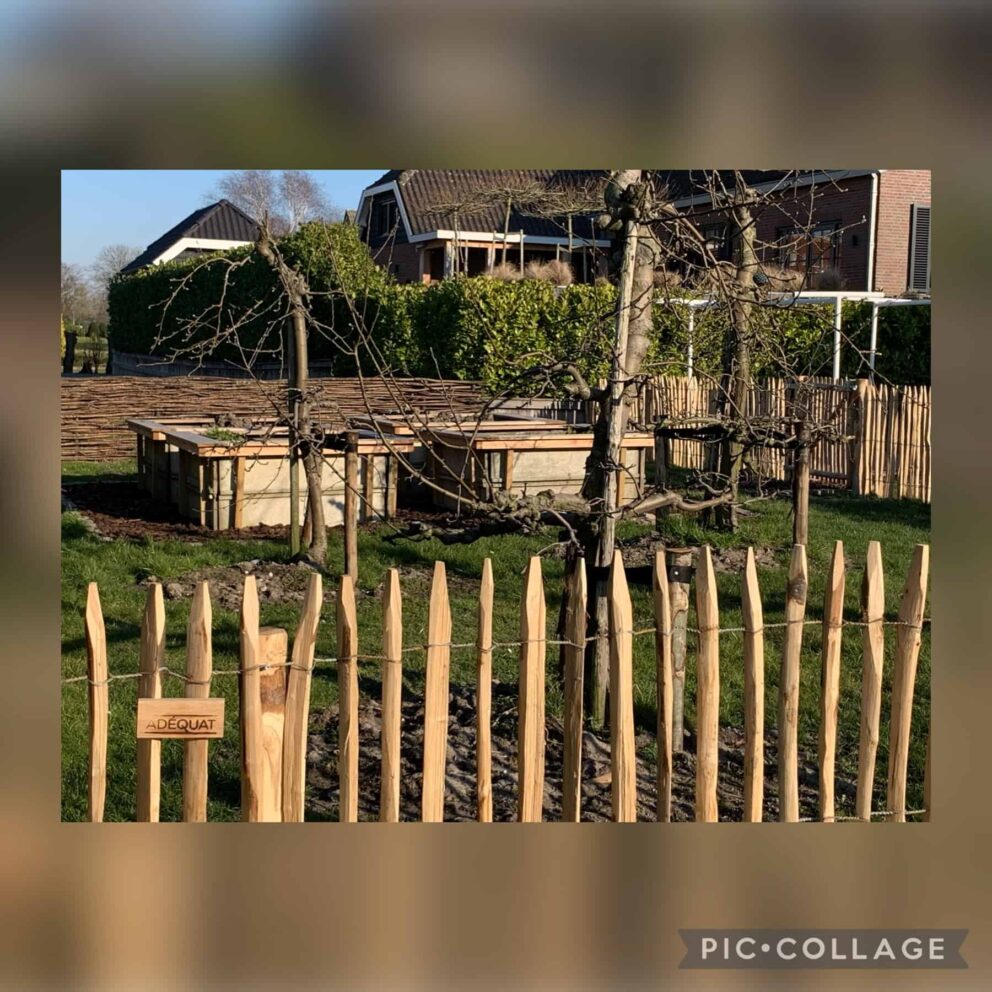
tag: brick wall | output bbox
[371,240,422,283]
[875,170,931,294]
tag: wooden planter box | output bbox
[127,418,414,530]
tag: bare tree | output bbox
[215,170,281,228]
[212,170,339,235]
[279,170,329,233]
[61,262,93,325]
[90,244,141,291]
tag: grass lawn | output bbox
[61,462,931,821]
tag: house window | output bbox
[371,199,399,238]
[777,221,840,273]
[700,223,728,261]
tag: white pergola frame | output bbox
[672,291,931,381]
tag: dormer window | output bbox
[371,199,398,238]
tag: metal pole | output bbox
[832,295,843,381]
[868,301,879,376]
[687,308,695,378]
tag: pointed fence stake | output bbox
[476,559,494,822]
[741,548,764,823]
[694,546,720,822]
[182,581,213,822]
[422,562,451,822]
[257,626,288,821]
[856,541,884,822]
[518,556,547,822]
[85,583,108,823]
[652,552,673,822]
[608,552,637,822]
[887,544,930,822]
[239,575,262,821]
[281,572,322,822]
[380,569,403,822]
[136,582,165,822]
[778,544,808,822]
[819,541,846,822]
[562,557,587,823]
[337,574,359,822]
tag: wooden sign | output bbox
[137,698,225,739]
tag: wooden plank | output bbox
[608,552,637,822]
[137,698,225,738]
[886,544,930,821]
[85,583,108,823]
[183,581,213,822]
[694,546,720,822]
[422,562,452,822]
[562,557,587,823]
[239,575,262,821]
[344,435,359,582]
[818,541,846,822]
[652,552,673,822]
[380,569,403,822]
[855,541,884,822]
[232,456,245,529]
[136,583,165,822]
[518,556,547,822]
[500,449,514,492]
[337,574,359,822]
[476,559,494,823]
[386,455,399,517]
[741,548,764,823]
[778,544,808,822]
[256,627,288,821]
[281,571,322,822]
[361,453,375,523]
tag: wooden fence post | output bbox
[477,559,494,822]
[85,583,108,823]
[652,552,673,822]
[887,544,930,822]
[741,548,764,823]
[855,541,884,822]
[518,556,547,822]
[344,431,359,583]
[608,552,637,822]
[257,627,288,821]
[850,379,870,495]
[422,561,451,822]
[337,574,359,822]
[183,581,213,822]
[792,419,811,546]
[239,575,262,821]
[281,572,322,822]
[562,557,587,823]
[136,582,165,822]
[778,544,808,822]
[694,546,720,822]
[818,541,846,822]
[381,569,403,822]
[667,548,693,753]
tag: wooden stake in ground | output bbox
[818,541,846,822]
[85,582,108,823]
[778,544,808,822]
[608,552,637,822]
[667,548,693,753]
[741,548,764,822]
[518,556,547,822]
[257,627,288,821]
[694,546,720,822]
[855,541,884,822]
[344,432,359,582]
[337,574,359,822]
[183,581,213,822]
[380,568,403,822]
[887,544,930,822]
[281,571,322,822]
[652,552,673,822]
[562,557,587,823]
[422,562,451,822]
[136,582,164,822]
[239,575,262,821]
[476,559,494,823]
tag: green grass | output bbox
[61,474,930,822]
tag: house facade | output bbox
[357,170,930,296]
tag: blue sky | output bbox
[61,170,385,268]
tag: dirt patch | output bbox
[305,683,850,822]
[615,533,781,574]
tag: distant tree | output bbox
[279,170,329,232]
[211,170,339,235]
[90,244,141,292]
[60,262,92,325]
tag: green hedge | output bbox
[110,229,930,389]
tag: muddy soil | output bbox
[305,683,851,822]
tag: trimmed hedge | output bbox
[110,227,931,389]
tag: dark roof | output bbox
[655,170,796,200]
[121,199,261,274]
[363,170,608,239]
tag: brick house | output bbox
[357,170,930,296]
